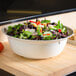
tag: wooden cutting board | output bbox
[0,12,76,76]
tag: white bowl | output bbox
[2,25,73,59]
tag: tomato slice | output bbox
[47,33,51,36]
[43,33,50,36]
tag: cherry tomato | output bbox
[0,42,4,52]
[58,29,61,32]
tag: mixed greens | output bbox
[6,19,69,40]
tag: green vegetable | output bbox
[19,33,27,39]
[37,26,42,36]
[7,26,13,33]
[37,26,41,32]
[62,27,67,33]
[23,31,32,38]
[53,21,63,31]
[38,32,42,36]
[49,27,57,30]
[57,21,63,29]
[58,20,61,28]
[14,35,19,38]
[14,31,18,34]
[14,24,22,30]
[44,25,47,29]
[22,29,25,32]
[31,35,36,39]
[43,35,51,40]
[14,25,18,28]
[53,35,56,38]
[41,20,50,24]
[60,23,63,29]
[19,33,23,39]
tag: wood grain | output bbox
[0,12,76,76]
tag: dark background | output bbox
[0,0,76,22]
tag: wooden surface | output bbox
[0,12,76,76]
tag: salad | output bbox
[6,19,69,40]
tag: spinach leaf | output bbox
[7,26,13,33]
[23,31,32,38]
[41,20,50,24]
[54,21,63,30]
